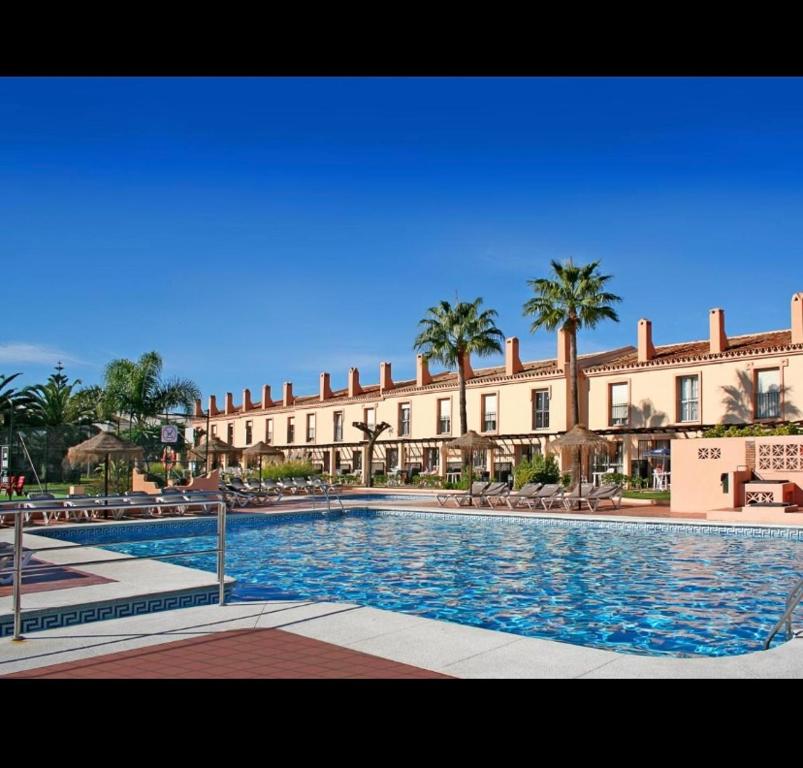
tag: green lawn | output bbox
[622,490,671,501]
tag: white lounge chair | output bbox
[0,542,35,586]
[436,482,489,507]
[505,482,543,509]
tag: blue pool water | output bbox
[44,509,803,657]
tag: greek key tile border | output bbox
[38,505,803,545]
[0,584,233,638]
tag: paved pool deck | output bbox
[1,499,801,678]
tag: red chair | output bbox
[14,476,25,497]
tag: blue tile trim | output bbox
[0,583,234,638]
[36,505,803,544]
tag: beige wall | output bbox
[671,436,803,512]
[194,367,571,474]
[587,352,803,432]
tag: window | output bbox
[756,369,781,419]
[532,390,550,429]
[306,413,315,442]
[438,399,451,434]
[364,407,375,429]
[265,418,273,444]
[678,376,699,422]
[227,423,234,445]
[287,417,295,443]
[353,449,362,471]
[211,424,217,437]
[245,420,253,445]
[425,446,440,470]
[610,383,629,426]
[399,403,411,436]
[334,411,343,442]
[482,394,497,432]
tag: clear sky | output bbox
[3,77,803,402]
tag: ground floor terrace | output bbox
[1,491,802,678]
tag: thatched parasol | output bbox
[189,437,241,471]
[242,441,285,478]
[547,424,610,488]
[446,431,500,494]
[66,431,144,497]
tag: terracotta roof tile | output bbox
[586,329,796,372]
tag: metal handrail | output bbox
[764,576,803,650]
[2,494,228,642]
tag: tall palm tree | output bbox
[522,259,621,484]
[0,373,32,477]
[414,298,504,475]
[103,352,200,437]
[24,363,98,483]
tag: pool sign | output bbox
[161,424,178,444]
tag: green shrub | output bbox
[513,454,561,489]
[600,471,627,486]
[259,461,317,481]
[702,423,801,438]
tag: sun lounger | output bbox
[436,482,489,507]
[505,482,543,509]
[477,481,510,507]
[528,483,565,510]
[559,483,595,511]
[568,484,624,512]
[0,542,35,586]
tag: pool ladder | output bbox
[315,485,345,515]
[764,576,803,650]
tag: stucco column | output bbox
[329,447,337,476]
[439,443,448,478]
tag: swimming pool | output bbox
[42,509,803,658]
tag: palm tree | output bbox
[103,352,200,438]
[523,259,621,484]
[24,363,98,483]
[0,373,31,477]
[414,298,504,475]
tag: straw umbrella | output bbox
[546,424,610,490]
[66,431,144,497]
[242,441,284,480]
[189,437,242,473]
[445,430,500,499]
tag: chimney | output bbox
[319,372,333,401]
[709,308,728,354]
[224,392,234,415]
[505,337,523,375]
[193,398,203,417]
[261,384,272,409]
[460,353,474,380]
[792,292,803,344]
[348,368,362,398]
[416,354,432,387]
[379,362,394,392]
[637,319,655,363]
[557,328,571,370]
[208,394,219,416]
[282,382,294,407]
[242,388,254,411]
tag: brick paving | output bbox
[5,628,452,679]
[0,561,113,598]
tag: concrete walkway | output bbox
[1,600,800,678]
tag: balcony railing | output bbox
[438,418,451,434]
[611,404,629,425]
[483,414,497,432]
[756,391,781,419]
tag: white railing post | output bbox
[217,500,226,606]
[13,508,23,641]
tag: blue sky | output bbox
[3,77,803,402]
